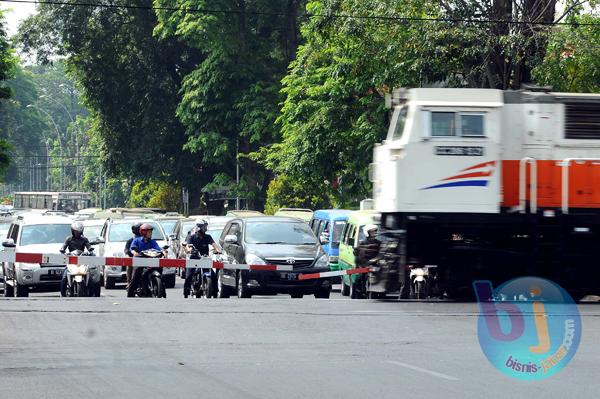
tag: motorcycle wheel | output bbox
[237,272,251,299]
[203,276,215,299]
[77,282,86,297]
[150,275,161,298]
[415,281,426,300]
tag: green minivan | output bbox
[338,210,376,297]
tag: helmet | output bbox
[139,223,154,235]
[363,224,378,236]
[132,222,142,236]
[71,221,84,234]
[195,219,208,228]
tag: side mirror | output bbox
[162,245,170,250]
[168,234,176,240]
[2,238,15,248]
[224,235,238,244]
[90,237,105,246]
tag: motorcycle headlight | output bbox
[245,253,265,265]
[315,255,329,268]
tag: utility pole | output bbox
[236,139,240,210]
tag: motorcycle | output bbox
[409,264,438,299]
[189,251,225,299]
[65,249,101,297]
[128,248,168,298]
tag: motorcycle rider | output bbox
[127,223,165,297]
[124,222,142,285]
[353,224,381,298]
[59,221,94,297]
[183,220,221,298]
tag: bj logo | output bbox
[473,277,581,381]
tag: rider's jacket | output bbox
[61,236,92,253]
[130,237,161,254]
[185,233,214,256]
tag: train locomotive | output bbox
[369,87,600,300]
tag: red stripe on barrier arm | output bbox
[68,256,78,265]
[348,267,370,275]
[212,261,225,269]
[158,258,186,268]
[249,264,278,271]
[298,272,320,281]
[105,257,133,267]
[15,253,43,263]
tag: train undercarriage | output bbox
[368,209,600,301]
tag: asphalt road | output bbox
[0,280,599,399]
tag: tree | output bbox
[154,0,306,209]
[18,0,205,202]
[262,0,433,205]
[534,14,600,92]
[0,10,17,180]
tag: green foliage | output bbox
[154,0,306,209]
[534,14,600,92]
[18,0,204,198]
[0,10,17,180]
[264,0,431,205]
[128,180,181,211]
[264,175,331,215]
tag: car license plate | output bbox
[48,269,63,276]
[281,273,297,281]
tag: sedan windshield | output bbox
[84,225,103,241]
[109,222,165,242]
[20,224,72,246]
[245,222,316,245]
[159,220,178,235]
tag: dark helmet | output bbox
[132,222,142,236]
[139,223,154,235]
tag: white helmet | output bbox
[363,224,378,236]
[71,221,84,234]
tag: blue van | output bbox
[309,210,352,272]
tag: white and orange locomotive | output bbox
[370,87,600,300]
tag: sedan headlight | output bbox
[245,253,266,265]
[315,254,329,268]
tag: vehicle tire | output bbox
[104,274,115,289]
[150,275,165,298]
[340,278,350,296]
[415,281,425,300]
[290,293,303,299]
[237,272,251,299]
[217,272,230,299]
[350,278,361,299]
[15,281,28,297]
[203,276,216,299]
[164,274,176,289]
[77,282,86,297]
[314,290,330,299]
[3,280,14,297]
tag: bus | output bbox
[13,192,93,213]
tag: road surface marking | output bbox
[387,360,459,381]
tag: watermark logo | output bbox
[474,277,581,381]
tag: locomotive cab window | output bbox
[429,111,485,137]
[391,106,408,140]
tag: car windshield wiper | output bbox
[255,241,285,244]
